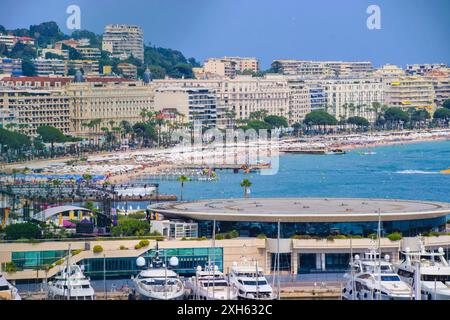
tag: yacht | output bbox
[342,249,414,300]
[229,260,274,300]
[132,251,184,300]
[395,244,450,300]
[47,264,95,300]
[185,264,238,300]
[0,272,21,300]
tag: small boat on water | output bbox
[359,149,377,155]
[132,251,185,300]
[325,148,346,155]
[440,168,450,174]
[185,264,238,300]
[0,272,21,300]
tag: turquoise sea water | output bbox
[141,140,450,204]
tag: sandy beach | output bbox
[2,128,450,184]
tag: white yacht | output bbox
[342,249,413,300]
[395,244,450,300]
[229,260,274,300]
[47,264,95,300]
[132,251,184,300]
[0,272,21,300]
[185,264,238,300]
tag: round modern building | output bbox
[149,198,450,238]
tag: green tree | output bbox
[410,109,430,128]
[4,222,41,240]
[240,179,252,198]
[0,128,31,150]
[347,116,370,129]
[132,122,157,147]
[241,120,273,131]
[384,107,410,127]
[177,175,191,201]
[37,126,67,156]
[9,43,36,60]
[304,110,338,130]
[264,115,288,128]
[111,219,150,237]
[433,108,450,125]
[443,99,450,110]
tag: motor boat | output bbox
[342,249,413,300]
[132,251,184,300]
[185,264,238,300]
[395,243,450,300]
[47,264,95,300]
[0,272,21,300]
[359,149,377,155]
[228,260,274,300]
[325,148,346,155]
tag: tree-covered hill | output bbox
[0,21,200,79]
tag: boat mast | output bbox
[212,219,216,299]
[66,244,71,300]
[377,208,382,300]
[277,219,281,300]
[350,237,355,300]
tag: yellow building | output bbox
[384,76,436,112]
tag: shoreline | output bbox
[1,129,450,184]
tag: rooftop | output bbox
[150,198,450,222]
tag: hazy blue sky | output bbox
[1,0,449,68]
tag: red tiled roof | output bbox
[0,76,131,85]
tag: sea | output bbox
[124,140,450,207]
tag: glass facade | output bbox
[12,250,67,270]
[325,253,350,272]
[271,253,291,272]
[298,253,317,274]
[199,216,446,238]
[82,247,223,278]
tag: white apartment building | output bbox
[154,87,217,128]
[272,60,373,77]
[223,56,259,73]
[32,58,65,76]
[406,63,448,76]
[117,63,137,79]
[77,47,101,60]
[203,58,237,78]
[65,60,99,76]
[384,76,436,112]
[305,77,384,122]
[102,24,144,62]
[0,88,70,135]
[423,70,450,107]
[373,64,406,78]
[39,47,69,60]
[0,34,35,49]
[0,57,22,77]
[152,75,311,126]
[66,81,153,136]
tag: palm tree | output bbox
[240,179,252,198]
[140,108,149,122]
[177,175,191,201]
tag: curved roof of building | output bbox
[149,198,450,223]
[34,205,91,221]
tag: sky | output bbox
[1,0,449,69]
